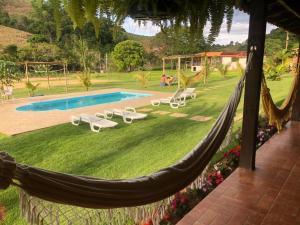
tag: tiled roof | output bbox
[195,51,247,58]
[221,51,247,58]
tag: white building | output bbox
[191,51,247,72]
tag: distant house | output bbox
[162,51,247,75]
[191,51,247,72]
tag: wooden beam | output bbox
[240,0,267,170]
[291,40,300,121]
[19,61,65,65]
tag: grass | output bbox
[13,70,183,98]
[0,71,294,225]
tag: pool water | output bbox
[16,92,152,112]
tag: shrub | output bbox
[25,81,40,97]
[0,60,20,89]
[77,72,92,91]
[216,63,230,77]
[112,40,145,72]
[135,71,150,87]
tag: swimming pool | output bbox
[16,92,152,112]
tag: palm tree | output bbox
[202,56,211,84]
[180,72,202,88]
[25,81,40,97]
[135,71,150,87]
[77,72,92,91]
[216,64,230,77]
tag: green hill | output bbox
[2,0,32,16]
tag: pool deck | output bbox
[0,88,171,135]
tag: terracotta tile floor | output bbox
[177,121,300,225]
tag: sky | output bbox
[122,9,277,45]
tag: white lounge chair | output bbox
[103,107,147,124]
[151,89,186,109]
[1,86,13,102]
[71,113,118,132]
[181,88,197,99]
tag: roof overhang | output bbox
[127,0,300,36]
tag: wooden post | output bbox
[162,58,166,75]
[105,53,108,72]
[25,62,29,82]
[291,41,300,121]
[285,32,289,50]
[177,57,181,89]
[99,52,102,73]
[47,67,50,90]
[64,63,68,93]
[191,57,194,71]
[240,0,267,170]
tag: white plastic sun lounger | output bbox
[180,88,197,99]
[71,113,118,132]
[151,89,186,109]
[103,107,148,124]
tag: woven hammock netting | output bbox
[3,50,297,225]
[261,68,299,131]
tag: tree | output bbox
[112,40,145,72]
[46,0,235,44]
[72,37,93,91]
[25,81,40,97]
[202,56,211,84]
[135,71,150,87]
[77,72,91,91]
[264,49,291,81]
[0,60,20,90]
[1,45,18,61]
[18,43,61,62]
[216,64,230,77]
[180,72,202,88]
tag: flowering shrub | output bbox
[0,205,5,221]
[142,219,153,225]
[153,144,242,225]
[145,117,278,224]
[237,116,277,149]
[224,145,241,168]
[203,171,224,192]
[159,192,191,225]
[256,125,277,148]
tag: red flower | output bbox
[171,199,177,209]
[143,219,153,225]
[180,194,188,204]
[163,213,171,221]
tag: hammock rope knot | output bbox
[0,152,16,189]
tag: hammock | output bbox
[261,73,299,130]
[0,51,253,223]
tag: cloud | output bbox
[122,10,278,44]
[122,18,161,36]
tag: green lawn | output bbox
[0,71,294,225]
[13,70,193,98]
